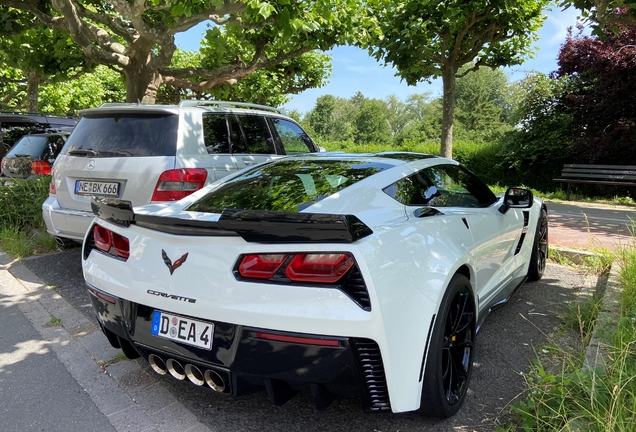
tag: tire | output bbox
[527,208,548,281]
[419,274,475,418]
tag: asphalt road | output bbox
[21,246,597,432]
[547,201,636,250]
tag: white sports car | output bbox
[82,152,548,417]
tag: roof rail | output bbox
[98,102,145,107]
[178,100,286,115]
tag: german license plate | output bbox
[75,180,119,197]
[151,310,213,350]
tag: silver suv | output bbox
[43,100,319,241]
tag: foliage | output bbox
[353,98,392,144]
[559,0,636,28]
[0,176,57,257]
[508,245,636,432]
[38,66,126,115]
[307,94,357,141]
[497,72,575,191]
[157,49,332,107]
[0,6,87,111]
[0,0,367,103]
[366,0,549,158]
[556,25,636,165]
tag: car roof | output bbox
[78,100,292,119]
[269,151,439,166]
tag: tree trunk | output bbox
[440,66,457,159]
[26,71,41,113]
[124,39,158,103]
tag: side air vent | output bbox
[353,339,391,412]
[514,211,531,255]
[341,267,371,311]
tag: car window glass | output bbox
[187,159,392,213]
[270,118,314,154]
[62,114,178,157]
[42,136,67,161]
[384,164,496,208]
[6,135,50,158]
[202,114,230,154]
[228,115,247,153]
[236,115,275,154]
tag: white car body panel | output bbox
[81,153,545,413]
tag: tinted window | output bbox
[6,135,65,160]
[62,114,178,157]
[202,114,230,154]
[384,164,496,208]
[271,118,314,154]
[236,115,275,154]
[187,159,391,213]
[228,115,247,153]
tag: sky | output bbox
[175,5,586,114]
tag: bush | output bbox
[0,176,50,231]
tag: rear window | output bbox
[187,159,392,213]
[62,114,178,157]
[6,135,61,159]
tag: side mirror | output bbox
[499,187,533,214]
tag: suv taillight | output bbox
[31,160,51,175]
[151,168,208,202]
[49,168,56,194]
[93,225,130,260]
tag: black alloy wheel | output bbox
[420,274,475,418]
[528,208,548,281]
[442,288,474,405]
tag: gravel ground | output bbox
[22,251,597,432]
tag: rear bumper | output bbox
[42,196,94,241]
[87,283,391,412]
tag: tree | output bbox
[1,0,364,104]
[0,7,87,112]
[354,98,392,144]
[455,65,515,139]
[157,49,332,107]
[556,24,636,164]
[307,94,356,141]
[367,0,548,158]
[560,1,636,27]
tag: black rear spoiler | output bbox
[90,198,373,243]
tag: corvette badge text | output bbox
[147,289,196,303]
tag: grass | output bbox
[549,247,614,276]
[504,245,636,431]
[0,177,58,258]
[104,352,129,366]
[45,315,62,327]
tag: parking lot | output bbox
[10,247,598,432]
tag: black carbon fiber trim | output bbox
[353,338,391,412]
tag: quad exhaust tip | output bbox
[147,355,226,392]
[148,354,167,375]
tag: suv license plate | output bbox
[151,311,213,350]
[75,180,119,197]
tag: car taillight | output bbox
[238,254,288,279]
[286,253,355,283]
[49,168,56,194]
[151,168,208,202]
[93,225,130,259]
[31,160,51,175]
[237,252,355,284]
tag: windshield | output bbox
[62,114,178,157]
[187,159,392,213]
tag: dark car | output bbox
[1,132,69,180]
[0,112,77,160]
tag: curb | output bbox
[0,251,212,432]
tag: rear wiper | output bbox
[114,150,137,157]
[67,149,99,157]
[13,154,32,158]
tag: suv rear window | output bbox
[63,114,178,157]
[7,135,66,160]
[187,159,391,213]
